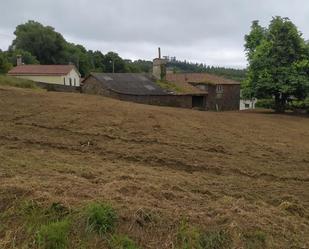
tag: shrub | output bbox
[85,202,117,236]
[289,98,309,113]
[255,99,275,109]
[199,230,231,249]
[36,220,70,249]
[109,234,140,249]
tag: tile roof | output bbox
[166,73,240,85]
[89,73,168,95]
[8,65,77,76]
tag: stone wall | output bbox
[36,82,81,93]
[206,84,240,111]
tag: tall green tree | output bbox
[245,17,309,112]
[11,20,66,64]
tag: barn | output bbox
[82,49,240,111]
[82,73,208,109]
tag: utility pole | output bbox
[110,59,115,73]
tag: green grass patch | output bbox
[109,234,140,249]
[0,75,38,89]
[243,230,267,249]
[156,80,183,93]
[199,230,231,249]
[36,220,71,249]
[177,220,201,249]
[176,219,231,249]
[85,202,118,236]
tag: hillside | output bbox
[0,86,309,249]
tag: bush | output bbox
[85,202,117,236]
[109,234,140,249]
[0,75,38,89]
[36,220,70,249]
[289,99,309,113]
[255,99,275,109]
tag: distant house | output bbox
[166,73,240,111]
[82,48,240,111]
[8,63,81,87]
[240,98,257,110]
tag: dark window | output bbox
[74,78,76,86]
[192,96,204,108]
[64,78,66,85]
[69,78,72,86]
[245,103,250,108]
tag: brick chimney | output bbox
[16,55,22,66]
[152,47,167,80]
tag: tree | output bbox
[103,52,126,73]
[0,51,12,74]
[6,49,39,66]
[245,17,309,112]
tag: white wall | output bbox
[63,69,81,86]
[240,99,257,110]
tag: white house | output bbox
[8,64,81,87]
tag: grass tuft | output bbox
[36,220,70,249]
[156,80,183,93]
[199,230,231,249]
[176,219,201,249]
[85,202,117,236]
[0,75,38,89]
[109,234,140,249]
[243,230,267,249]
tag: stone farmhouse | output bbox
[82,49,240,111]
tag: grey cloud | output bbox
[1,0,309,68]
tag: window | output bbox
[69,78,72,86]
[245,103,250,108]
[63,78,66,85]
[216,84,224,93]
[74,78,76,86]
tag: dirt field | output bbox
[0,86,309,248]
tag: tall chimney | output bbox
[153,48,167,80]
[16,55,22,66]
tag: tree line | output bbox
[0,20,245,79]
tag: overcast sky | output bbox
[1,0,309,68]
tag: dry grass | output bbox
[0,85,309,248]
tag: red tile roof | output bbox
[8,65,76,76]
[166,73,240,85]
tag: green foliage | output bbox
[36,220,70,249]
[0,75,38,89]
[0,51,12,73]
[199,230,231,249]
[85,202,117,235]
[156,80,183,93]
[11,20,67,65]
[244,17,309,112]
[109,234,140,249]
[255,99,275,109]
[167,60,246,82]
[289,98,309,112]
[243,230,267,249]
[6,49,39,66]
